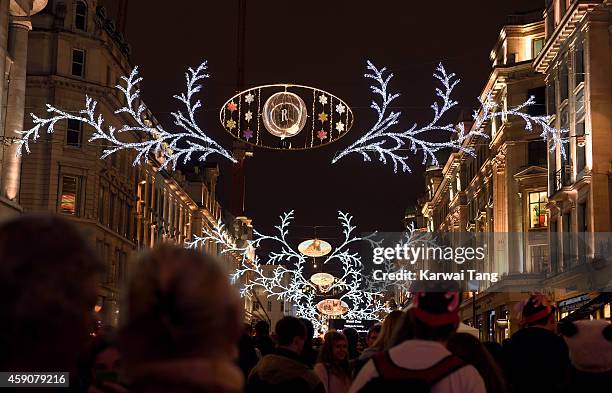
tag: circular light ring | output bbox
[220,84,354,150]
[316,298,349,316]
[262,92,308,138]
[298,238,332,257]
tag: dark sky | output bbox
[126,0,542,236]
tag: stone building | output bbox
[421,11,551,341]
[534,0,612,321]
[18,0,245,326]
[0,0,48,217]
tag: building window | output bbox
[66,119,82,147]
[527,87,546,116]
[559,61,569,102]
[528,140,547,167]
[546,77,556,115]
[75,1,87,31]
[575,42,585,85]
[529,191,548,229]
[98,181,107,224]
[532,38,544,58]
[59,175,80,215]
[71,49,86,77]
[530,245,550,273]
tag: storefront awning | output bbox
[559,292,612,322]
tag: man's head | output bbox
[254,320,270,337]
[366,324,382,348]
[519,293,555,330]
[411,281,461,342]
[0,214,102,371]
[275,316,307,354]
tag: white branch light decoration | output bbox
[187,211,388,332]
[332,61,569,173]
[17,61,236,169]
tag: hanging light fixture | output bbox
[298,238,332,257]
[310,272,336,293]
[316,299,349,316]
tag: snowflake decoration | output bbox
[245,92,255,104]
[317,130,327,141]
[227,101,238,112]
[226,119,237,130]
[243,129,253,141]
[335,103,346,114]
[319,95,328,105]
[187,211,388,331]
[17,61,236,169]
[245,111,253,122]
[336,121,345,133]
[332,60,569,173]
[318,112,328,123]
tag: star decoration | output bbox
[226,119,236,130]
[318,112,328,122]
[335,103,346,114]
[245,93,255,104]
[317,130,327,141]
[227,101,238,112]
[243,129,253,140]
[319,95,328,105]
[245,111,253,122]
[336,121,345,132]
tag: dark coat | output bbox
[247,348,325,393]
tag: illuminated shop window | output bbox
[60,175,80,215]
[529,191,548,228]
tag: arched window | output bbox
[75,1,87,31]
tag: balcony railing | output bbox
[553,165,572,193]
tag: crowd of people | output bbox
[2,214,611,392]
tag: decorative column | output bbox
[1,16,31,201]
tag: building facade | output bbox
[17,0,249,326]
[421,12,552,341]
[534,0,612,321]
[0,0,48,217]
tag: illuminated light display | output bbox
[310,272,336,293]
[332,61,569,173]
[298,238,332,257]
[317,298,349,316]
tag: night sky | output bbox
[126,0,542,237]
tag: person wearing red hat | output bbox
[502,293,570,393]
[349,281,485,393]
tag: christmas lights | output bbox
[17,61,236,169]
[332,61,569,173]
[188,211,388,331]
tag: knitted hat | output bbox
[560,320,612,373]
[411,281,460,327]
[518,292,554,327]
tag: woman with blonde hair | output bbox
[315,331,352,393]
[120,245,243,393]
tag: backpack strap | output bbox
[372,351,466,386]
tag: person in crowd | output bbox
[342,328,361,360]
[314,331,352,393]
[120,245,244,393]
[300,318,318,368]
[387,308,415,347]
[253,320,275,357]
[353,310,404,375]
[365,324,381,349]
[502,293,569,393]
[0,214,101,378]
[78,332,126,393]
[238,324,260,379]
[482,342,505,375]
[559,319,612,392]
[350,281,486,393]
[447,333,507,393]
[248,316,324,393]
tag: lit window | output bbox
[71,49,86,77]
[75,1,87,31]
[66,119,82,147]
[60,176,80,215]
[529,191,548,228]
[532,38,544,58]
